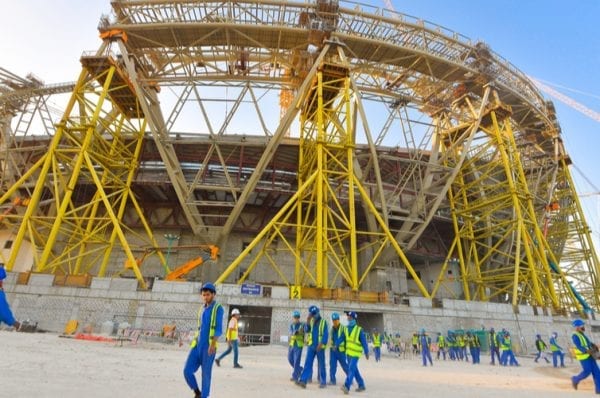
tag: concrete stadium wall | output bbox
[2,272,597,354]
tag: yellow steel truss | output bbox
[216,49,429,295]
[0,52,164,289]
[432,94,580,311]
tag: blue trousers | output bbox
[184,345,216,397]
[469,347,480,364]
[573,357,600,393]
[288,346,303,380]
[344,356,365,390]
[421,349,433,366]
[217,339,239,366]
[0,290,16,326]
[437,348,446,360]
[373,347,381,362]
[300,346,326,386]
[500,349,519,366]
[329,349,348,384]
[490,346,500,365]
[552,350,565,367]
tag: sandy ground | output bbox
[0,330,594,398]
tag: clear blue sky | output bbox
[2,0,599,247]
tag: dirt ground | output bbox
[0,330,594,397]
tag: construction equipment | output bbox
[165,245,219,281]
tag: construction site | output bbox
[1,0,599,354]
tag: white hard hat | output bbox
[231,308,241,315]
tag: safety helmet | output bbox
[420,328,425,334]
[200,282,216,293]
[331,312,340,321]
[346,311,358,319]
[231,308,241,315]
[293,310,301,318]
[552,332,558,338]
[308,305,320,316]
[536,334,541,338]
[490,327,495,332]
[572,319,585,328]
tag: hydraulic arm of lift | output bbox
[164,245,219,281]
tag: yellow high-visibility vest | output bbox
[190,303,221,348]
[573,332,591,361]
[345,325,364,358]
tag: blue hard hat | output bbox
[572,319,585,328]
[293,310,301,318]
[308,305,320,315]
[536,334,541,338]
[346,311,358,319]
[200,282,216,293]
[420,328,425,334]
[331,312,340,320]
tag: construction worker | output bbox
[372,328,382,362]
[183,282,224,398]
[419,328,433,366]
[570,319,600,393]
[215,308,242,368]
[499,330,519,367]
[411,332,420,356]
[436,332,446,360]
[446,331,457,360]
[548,332,565,368]
[457,332,468,361]
[533,334,550,364]
[488,328,501,365]
[296,305,328,389]
[328,312,348,385]
[0,265,20,330]
[340,311,369,394]
[466,331,481,364]
[288,310,305,381]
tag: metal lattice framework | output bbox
[0,0,598,313]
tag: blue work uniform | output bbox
[499,334,519,366]
[372,333,382,362]
[341,323,369,391]
[571,331,600,393]
[288,321,305,381]
[183,301,224,398]
[0,267,17,327]
[420,333,433,366]
[299,316,329,387]
[329,324,348,384]
[489,331,501,365]
[549,336,565,368]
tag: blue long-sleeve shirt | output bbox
[197,301,224,348]
[309,316,329,348]
[549,336,562,350]
[572,331,592,353]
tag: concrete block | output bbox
[152,280,174,293]
[4,271,18,285]
[109,278,138,291]
[28,273,54,287]
[171,282,196,294]
[442,299,456,309]
[271,286,289,299]
[90,277,111,290]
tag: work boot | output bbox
[215,359,220,367]
[572,377,578,390]
[356,386,366,392]
[13,321,21,331]
[234,364,243,369]
[295,381,306,389]
[193,388,201,398]
[340,385,349,395]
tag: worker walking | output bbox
[296,305,328,389]
[570,319,600,393]
[466,331,481,364]
[328,312,348,385]
[436,332,446,360]
[533,334,550,364]
[340,311,369,394]
[183,282,224,398]
[499,330,519,367]
[0,265,20,330]
[288,310,305,381]
[372,328,382,362]
[215,308,242,368]
[548,332,565,368]
[419,328,433,366]
[489,328,501,365]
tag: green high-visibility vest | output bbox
[345,325,364,358]
[573,332,591,361]
[373,334,381,348]
[307,317,325,346]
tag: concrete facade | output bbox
[2,272,597,354]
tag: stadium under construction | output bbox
[1,0,599,334]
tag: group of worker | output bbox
[289,306,371,394]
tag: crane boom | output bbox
[164,245,219,281]
[528,76,600,124]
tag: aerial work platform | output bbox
[80,55,142,118]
